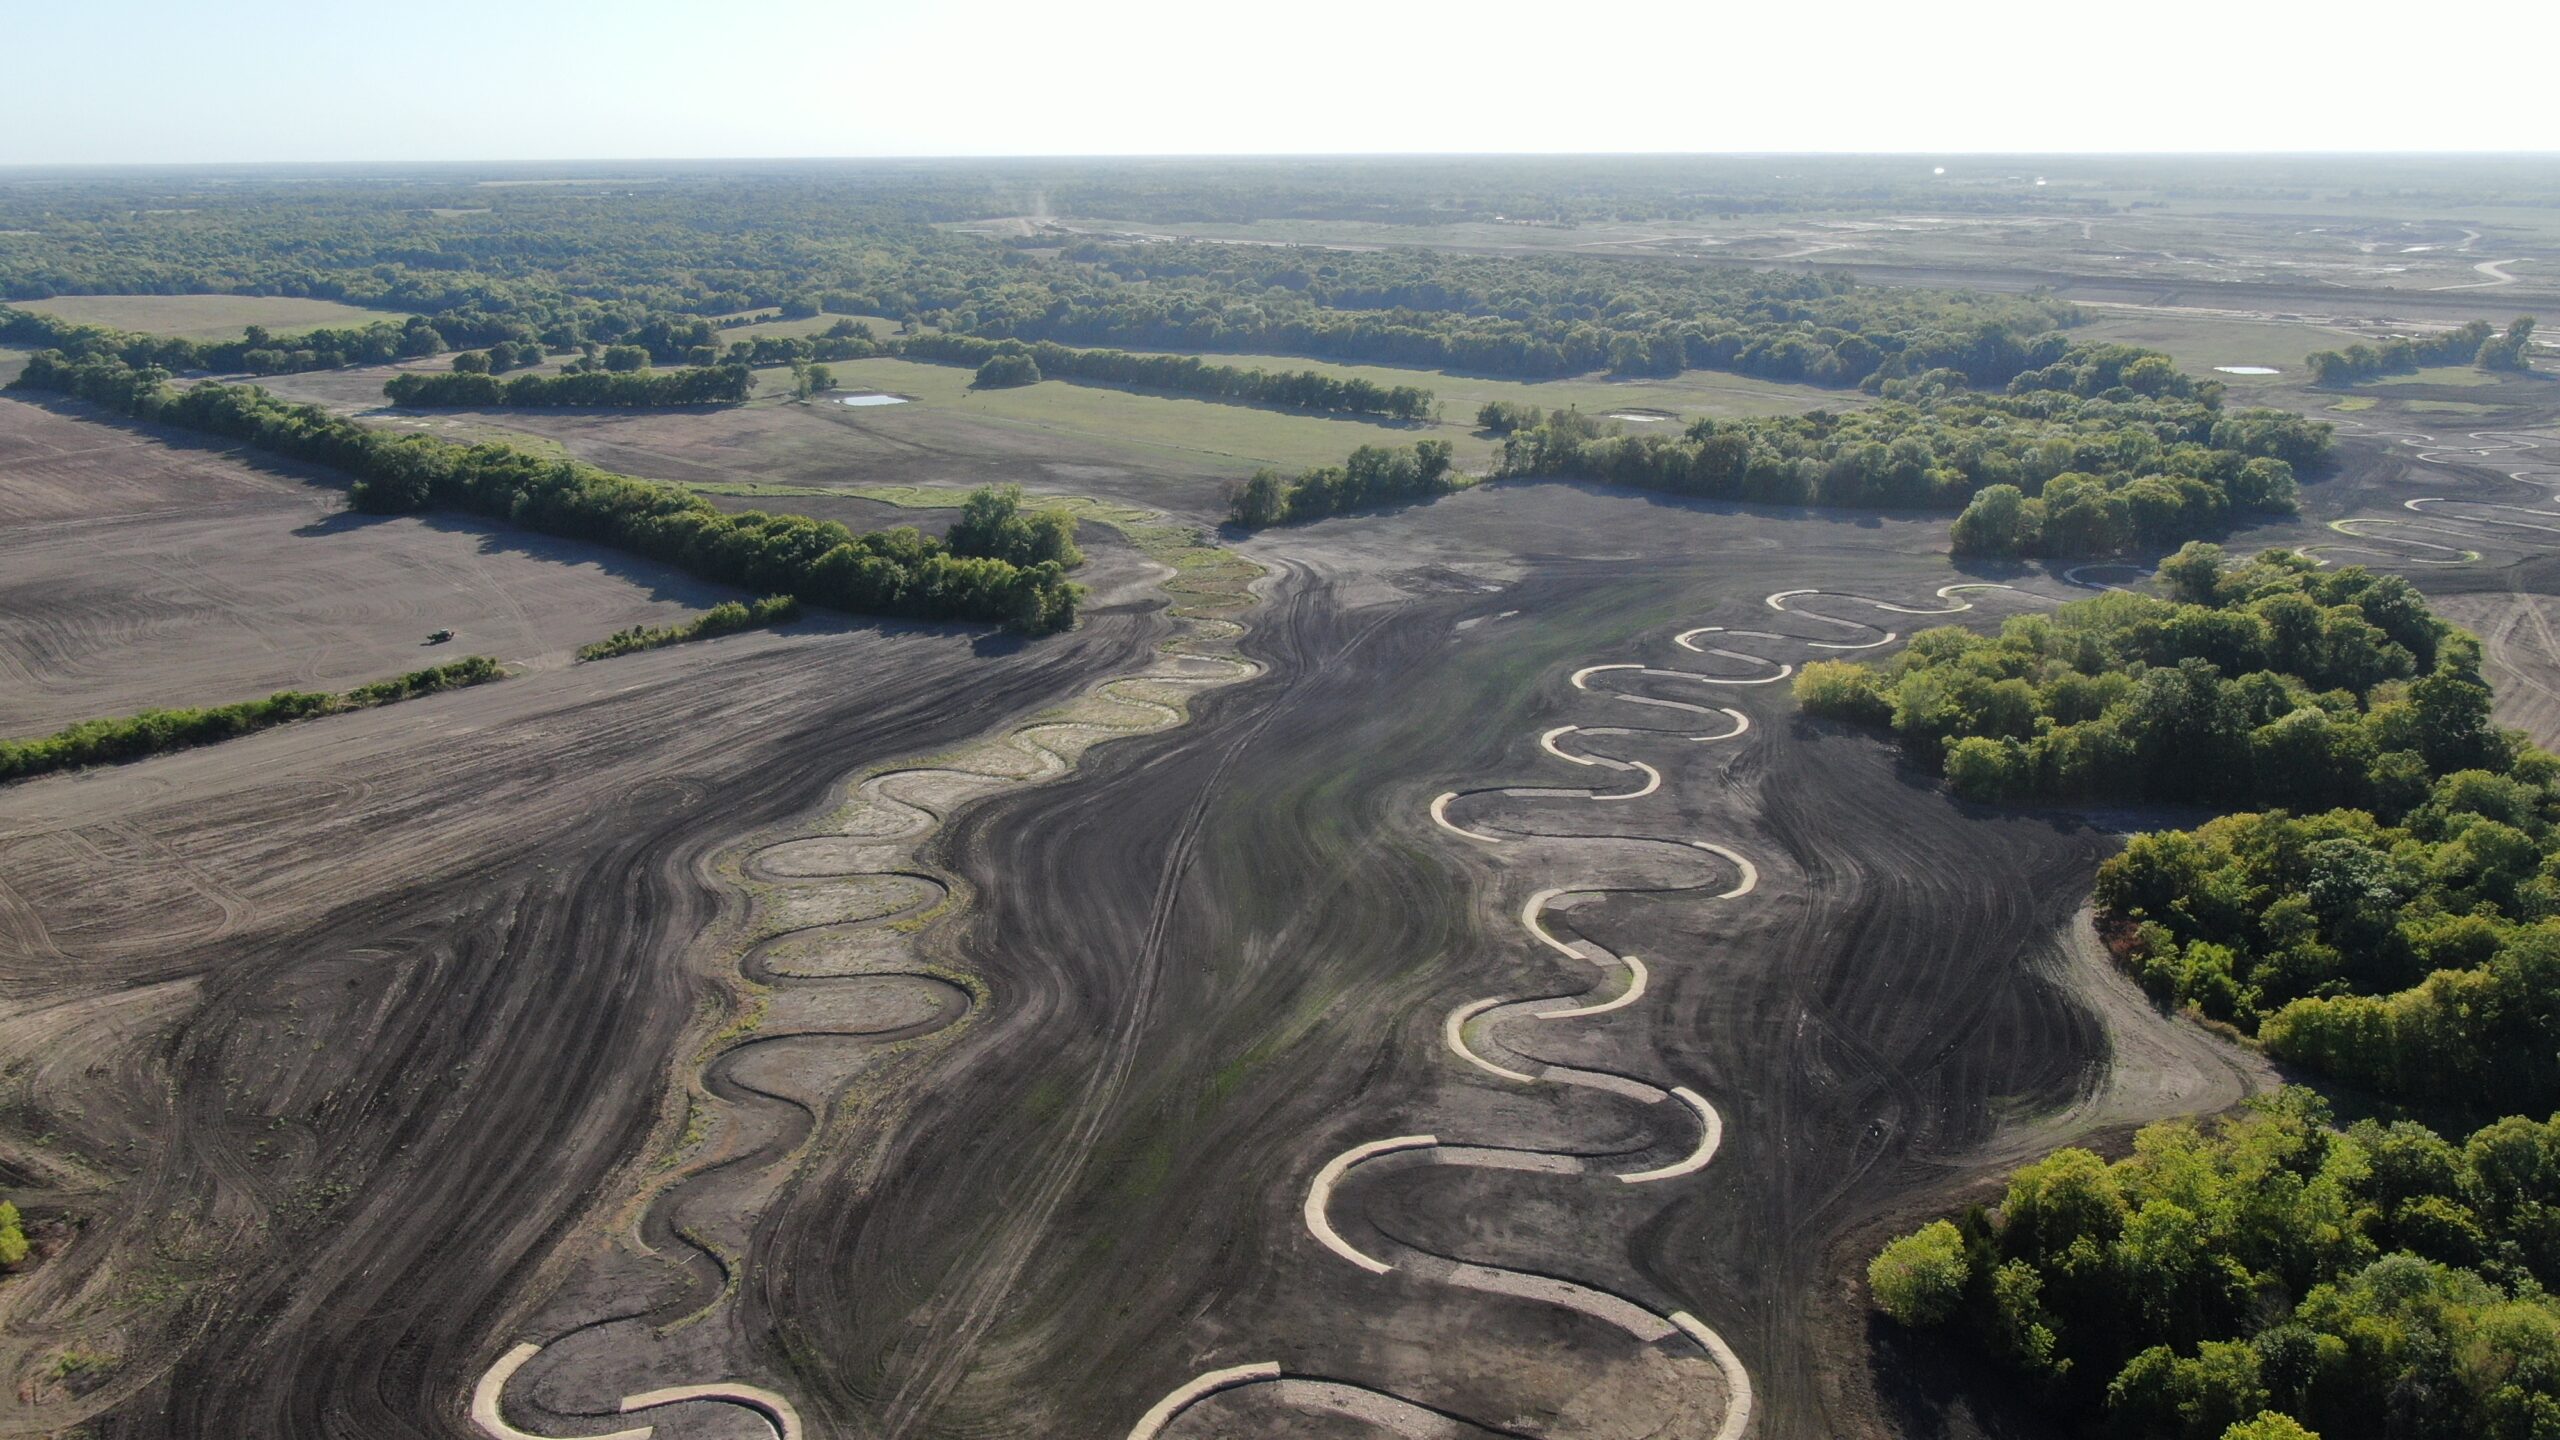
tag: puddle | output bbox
[836,394,911,407]
[1607,411,1675,423]
[2213,366,2280,376]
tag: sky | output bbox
[8,0,2555,166]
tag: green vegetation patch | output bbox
[12,353,1086,636]
[2310,321,2538,387]
[836,483,1261,623]
[1872,1090,2560,1440]
[13,293,402,342]
[1,656,504,783]
[582,595,801,660]
[1796,543,2560,1114]
[1487,345,2322,559]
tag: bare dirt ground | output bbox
[0,404,2257,1440]
[0,406,1174,1438]
[0,397,725,733]
[15,364,2560,1440]
[485,484,2266,1440]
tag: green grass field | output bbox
[2374,365,2504,389]
[757,355,1460,470]
[1112,348,1847,424]
[2075,310,2365,377]
[15,294,406,341]
[710,311,918,345]
[751,349,1845,473]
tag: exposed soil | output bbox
[0,398,728,732]
[13,387,2558,1440]
[0,408,1174,1437]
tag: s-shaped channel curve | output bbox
[1130,583,2031,1440]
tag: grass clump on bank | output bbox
[0,656,503,783]
[580,596,800,660]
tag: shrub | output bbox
[974,352,1042,388]
[1868,1219,1969,1326]
[1794,660,1893,724]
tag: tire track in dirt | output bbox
[469,541,1266,1440]
[1133,585,2018,1440]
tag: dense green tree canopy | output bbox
[1876,1092,2560,1440]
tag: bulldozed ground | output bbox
[1,247,2557,1440]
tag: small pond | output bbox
[836,393,911,407]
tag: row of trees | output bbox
[0,656,503,782]
[1226,440,1458,527]
[12,353,1086,636]
[2306,318,2539,385]
[903,334,1436,419]
[1488,360,2321,556]
[0,303,445,376]
[579,596,801,660]
[714,319,888,369]
[384,364,753,408]
[1870,1091,2560,1440]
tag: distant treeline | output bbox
[386,364,752,408]
[902,333,1436,419]
[1489,348,2324,557]
[1227,440,1458,527]
[1,302,445,376]
[0,173,2129,403]
[1018,239,2085,389]
[12,353,1085,635]
[579,596,800,660]
[2307,317,2539,384]
[0,656,503,783]
[0,304,885,386]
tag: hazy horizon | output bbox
[12,0,2555,166]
